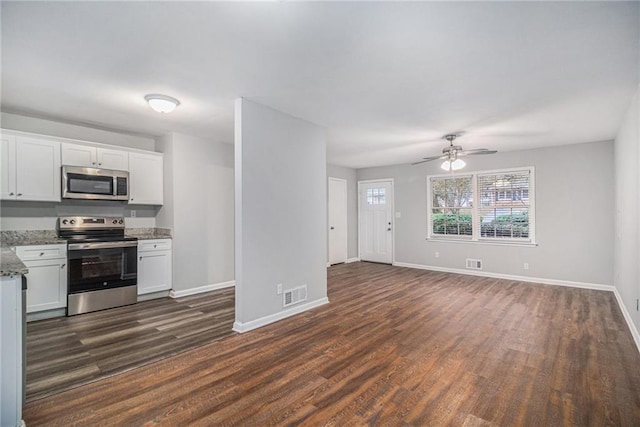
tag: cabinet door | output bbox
[61,142,96,167]
[0,134,17,199]
[129,152,163,205]
[16,137,61,201]
[138,250,172,294]
[0,276,23,426]
[97,147,128,171]
[24,259,67,313]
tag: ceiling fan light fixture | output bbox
[144,94,180,113]
[441,158,466,171]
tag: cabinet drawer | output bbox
[138,239,172,252]
[15,244,67,261]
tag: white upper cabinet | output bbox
[97,147,129,170]
[1,134,61,202]
[0,134,17,199]
[16,136,61,201]
[129,151,163,205]
[61,142,128,171]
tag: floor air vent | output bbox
[466,258,483,270]
[283,285,307,307]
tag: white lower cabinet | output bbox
[14,244,67,313]
[137,239,172,295]
[0,275,23,427]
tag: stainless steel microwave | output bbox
[62,166,129,201]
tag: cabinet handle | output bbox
[139,256,142,261]
[98,163,102,166]
[61,264,66,269]
[92,162,96,165]
[154,244,157,248]
[9,192,14,196]
[17,193,22,196]
[39,252,45,256]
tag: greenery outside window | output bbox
[427,167,535,244]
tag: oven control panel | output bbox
[59,216,125,230]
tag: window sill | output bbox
[426,238,538,247]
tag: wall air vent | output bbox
[466,258,483,270]
[283,284,308,308]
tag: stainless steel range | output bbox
[59,216,138,316]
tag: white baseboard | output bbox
[392,261,615,292]
[27,308,66,322]
[612,288,640,354]
[233,297,329,333]
[327,257,360,267]
[170,280,235,298]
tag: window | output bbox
[427,167,535,244]
[430,175,473,238]
[366,187,386,205]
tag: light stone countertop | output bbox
[0,246,28,276]
[125,228,172,240]
[0,228,172,277]
[0,230,66,247]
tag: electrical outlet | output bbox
[130,210,136,218]
[435,251,440,258]
[524,262,529,270]
[276,283,283,295]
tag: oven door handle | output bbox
[68,241,138,250]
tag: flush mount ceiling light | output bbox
[144,94,180,113]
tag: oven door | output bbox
[67,241,137,294]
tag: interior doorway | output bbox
[328,177,348,265]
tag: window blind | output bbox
[477,170,530,240]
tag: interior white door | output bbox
[359,180,393,264]
[328,177,348,265]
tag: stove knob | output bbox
[119,219,124,224]
[112,219,118,224]
[62,219,68,225]
[69,219,76,225]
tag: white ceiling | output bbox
[1,2,638,168]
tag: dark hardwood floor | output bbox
[24,262,640,425]
[26,287,235,401]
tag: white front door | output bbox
[328,177,348,265]
[359,180,393,264]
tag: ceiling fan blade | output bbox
[458,149,498,156]
[411,154,449,165]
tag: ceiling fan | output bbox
[412,134,497,170]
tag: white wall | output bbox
[234,98,327,331]
[0,113,158,230]
[357,141,614,286]
[614,86,640,330]
[327,163,358,261]
[1,112,155,151]
[156,132,235,292]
